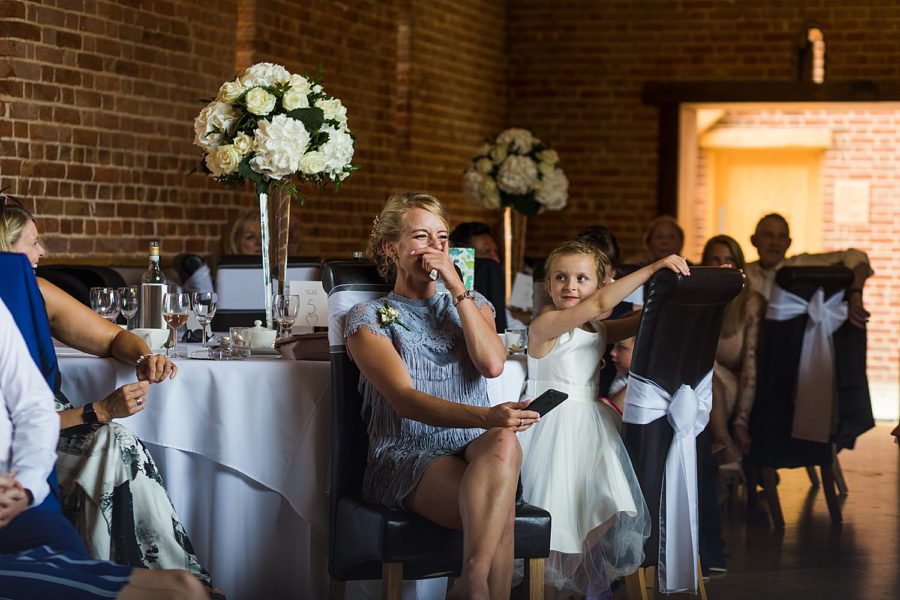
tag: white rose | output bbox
[475,157,493,175]
[288,74,312,96]
[282,87,310,111]
[241,62,292,87]
[538,149,559,164]
[245,87,276,116]
[233,132,253,156]
[217,77,246,102]
[496,128,536,154]
[250,114,311,180]
[490,145,508,164]
[299,151,327,175]
[479,177,501,209]
[318,125,355,177]
[538,161,555,176]
[497,155,538,195]
[193,100,238,151]
[205,144,241,177]
[463,169,484,205]
[316,97,348,126]
[535,168,568,210]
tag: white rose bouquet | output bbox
[193,62,356,197]
[462,128,567,215]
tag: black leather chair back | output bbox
[750,266,855,468]
[622,266,743,566]
[36,264,126,307]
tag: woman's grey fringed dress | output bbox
[346,290,493,509]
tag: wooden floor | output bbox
[615,423,899,600]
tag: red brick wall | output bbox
[692,108,899,383]
[0,0,508,263]
[508,0,900,257]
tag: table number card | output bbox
[290,280,328,334]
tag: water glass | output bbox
[229,326,251,360]
[161,292,191,358]
[118,286,140,329]
[191,292,218,349]
[90,287,121,323]
[272,294,300,340]
[504,328,527,355]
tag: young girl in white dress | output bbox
[519,240,689,597]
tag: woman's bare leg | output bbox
[486,504,515,599]
[116,569,207,600]
[406,428,522,600]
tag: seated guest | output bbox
[222,210,262,256]
[0,203,219,594]
[745,212,872,327]
[606,335,635,418]
[702,235,766,462]
[623,215,686,267]
[348,192,539,598]
[0,296,206,600]
[449,221,525,331]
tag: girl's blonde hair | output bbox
[0,202,33,252]
[544,239,610,286]
[702,234,750,337]
[367,192,449,281]
[222,210,259,255]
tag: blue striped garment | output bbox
[0,545,132,600]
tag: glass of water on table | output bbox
[161,292,191,358]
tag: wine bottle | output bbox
[141,241,165,284]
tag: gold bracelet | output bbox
[453,290,474,307]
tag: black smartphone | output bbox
[526,389,569,417]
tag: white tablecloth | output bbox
[56,345,527,600]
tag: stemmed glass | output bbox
[90,287,121,323]
[118,286,140,329]
[191,292,218,350]
[161,292,191,358]
[272,294,300,341]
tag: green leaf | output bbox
[286,107,324,133]
[238,157,269,194]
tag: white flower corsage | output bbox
[378,303,410,331]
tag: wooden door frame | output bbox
[641,80,900,217]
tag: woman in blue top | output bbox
[346,192,540,600]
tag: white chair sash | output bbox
[623,369,712,594]
[766,286,848,443]
[327,287,389,350]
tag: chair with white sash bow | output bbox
[620,267,743,599]
[323,260,552,600]
[748,266,857,528]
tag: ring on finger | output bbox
[135,398,143,406]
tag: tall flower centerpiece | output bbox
[194,62,356,327]
[463,128,567,296]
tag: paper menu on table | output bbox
[289,280,328,334]
[508,272,533,311]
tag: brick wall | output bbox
[691,108,899,383]
[0,0,508,263]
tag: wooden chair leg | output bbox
[760,467,785,528]
[805,465,820,487]
[328,579,344,600]
[524,557,545,600]
[820,464,843,524]
[623,567,649,600]
[696,559,708,600]
[382,562,402,600]
[832,446,849,495]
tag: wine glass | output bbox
[90,287,121,323]
[161,292,191,358]
[118,286,140,329]
[191,292,218,350]
[272,294,300,341]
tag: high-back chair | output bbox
[621,267,743,600]
[324,260,551,600]
[749,266,856,528]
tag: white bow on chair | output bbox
[623,370,712,594]
[766,286,848,443]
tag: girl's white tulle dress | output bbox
[518,326,650,594]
